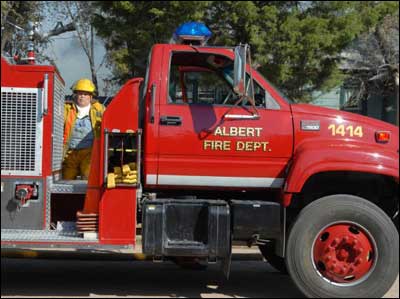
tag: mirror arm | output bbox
[246,46,259,117]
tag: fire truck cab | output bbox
[1,22,399,298]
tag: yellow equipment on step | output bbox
[107,163,138,188]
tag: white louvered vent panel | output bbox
[1,87,43,176]
[52,75,65,171]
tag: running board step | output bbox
[51,180,87,194]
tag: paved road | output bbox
[1,258,302,298]
[1,257,398,298]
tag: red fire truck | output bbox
[1,22,398,298]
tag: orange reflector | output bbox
[375,131,390,143]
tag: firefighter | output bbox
[62,78,105,180]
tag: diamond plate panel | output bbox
[50,180,88,194]
[0,229,91,242]
[52,75,65,171]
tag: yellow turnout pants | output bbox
[62,148,92,180]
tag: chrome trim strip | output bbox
[151,174,284,188]
[146,175,157,185]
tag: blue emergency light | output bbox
[173,22,212,45]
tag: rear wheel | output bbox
[286,194,399,298]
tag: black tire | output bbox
[259,242,287,273]
[286,194,399,298]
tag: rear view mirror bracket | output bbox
[233,44,258,118]
[233,44,247,97]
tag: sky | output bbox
[43,30,117,96]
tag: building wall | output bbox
[311,85,397,126]
[310,87,342,110]
[367,92,397,125]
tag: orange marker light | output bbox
[375,131,390,143]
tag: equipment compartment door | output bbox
[154,50,293,189]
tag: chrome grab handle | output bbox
[224,114,260,120]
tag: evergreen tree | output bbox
[92,1,399,101]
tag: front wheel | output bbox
[286,195,399,298]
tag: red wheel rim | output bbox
[313,223,375,284]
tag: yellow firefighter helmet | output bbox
[72,78,96,94]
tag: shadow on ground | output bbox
[2,258,304,298]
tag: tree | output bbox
[92,1,399,102]
[208,1,399,101]
[370,14,398,125]
[92,1,211,85]
[1,1,43,57]
[42,1,107,93]
[342,13,399,124]
[1,2,76,65]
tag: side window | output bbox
[169,65,180,102]
[168,52,280,109]
[169,66,239,105]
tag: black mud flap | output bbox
[142,199,231,260]
[221,236,232,279]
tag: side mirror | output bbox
[233,44,248,96]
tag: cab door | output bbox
[152,50,293,189]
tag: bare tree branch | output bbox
[43,22,76,39]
